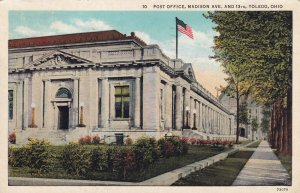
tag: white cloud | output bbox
[50,21,78,33]
[14,19,114,38]
[14,26,54,38]
[74,19,112,31]
[15,26,42,37]
[135,31,154,45]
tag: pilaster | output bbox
[142,67,160,130]
[73,78,79,127]
[101,78,109,128]
[43,79,51,129]
[16,81,23,131]
[23,78,29,128]
[164,83,172,131]
[134,77,141,128]
[175,85,182,130]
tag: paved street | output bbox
[233,140,291,186]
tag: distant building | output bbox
[219,93,266,140]
[8,30,236,144]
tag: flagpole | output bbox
[176,17,178,59]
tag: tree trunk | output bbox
[282,106,288,155]
[270,103,275,147]
[287,86,292,156]
[278,101,283,152]
[236,83,240,144]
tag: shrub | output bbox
[162,140,175,158]
[79,135,92,145]
[157,138,166,157]
[60,143,90,176]
[180,138,189,155]
[133,137,159,169]
[158,137,188,157]
[169,137,184,156]
[91,135,100,144]
[8,146,29,167]
[8,132,16,144]
[112,147,136,179]
[125,137,133,145]
[189,138,197,145]
[26,138,51,173]
[180,137,189,144]
[90,146,109,171]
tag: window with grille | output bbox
[8,90,13,120]
[56,87,72,98]
[115,86,130,118]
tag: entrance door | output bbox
[58,106,69,130]
[240,128,246,137]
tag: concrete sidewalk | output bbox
[233,140,291,186]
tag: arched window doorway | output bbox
[55,87,72,130]
[56,87,72,98]
[240,128,246,137]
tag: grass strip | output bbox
[246,140,262,148]
[274,150,292,177]
[172,148,259,185]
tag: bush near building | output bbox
[8,132,16,144]
[9,136,189,179]
[9,138,51,174]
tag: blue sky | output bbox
[9,11,227,95]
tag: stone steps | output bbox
[16,129,67,145]
[183,129,248,141]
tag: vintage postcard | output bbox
[0,0,299,193]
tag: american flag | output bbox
[176,17,193,39]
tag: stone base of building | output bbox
[13,127,249,145]
[13,128,183,145]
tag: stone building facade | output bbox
[219,93,266,140]
[8,30,236,144]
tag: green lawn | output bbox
[247,140,262,148]
[9,145,229,182]
[173,141,261,186]
[274,150,292,177]
[239,140,251,145]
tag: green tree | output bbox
[205,11,292,155]
[261,107,271,133]
[239,102,250,125]
[251,117,259,141]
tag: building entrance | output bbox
[240,128,246,137]
[58,106,69,130]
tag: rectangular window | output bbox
[8,90,13,120]
[115,86,130,118]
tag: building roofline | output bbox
[9,30,147,49]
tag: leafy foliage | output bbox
[125,137,133,145]
[239,102,250,125]
[112,147,136,179]
[26,139,51,173]
[91,135,100,144]
[251,117,259,132]
[9,147,29,167]
[89,146,110,171]
[60,143,90,176]
[133,137,159,169]
[205,12,292,149]
[261,107,271,133]
[8,132,16,144]
[205,11,292,105]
